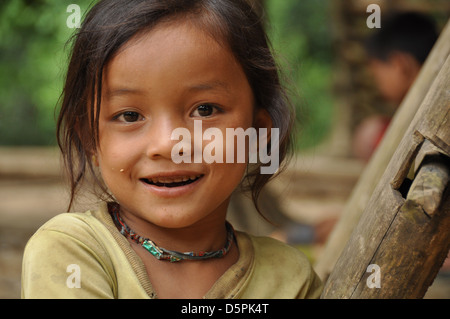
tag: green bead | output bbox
[170,256,182,262]
[142,240,163,259]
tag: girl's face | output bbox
[96,21,264,229]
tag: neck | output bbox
[111,201,231,254]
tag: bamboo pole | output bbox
[321,51,450,298]
[314,20,450,280]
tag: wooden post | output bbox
[321,51,450,298]
[314,20,450,280]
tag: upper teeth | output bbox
[150,175,201,184]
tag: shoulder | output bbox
[240,232,323,299]
[24,210,110,257]
[22,208,116,298]
[249,234,314,276]
[25,202,116,251]
[250,233,307,260]
[33,210,102,236]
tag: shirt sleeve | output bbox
[297,263,323,299]
[21,215,117,299]
[242,234,323,299]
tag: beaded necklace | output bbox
[109,203,235,262]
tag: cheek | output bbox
[97,134,135,177]
[370,63,406,102]
[208,162,247,195]
[379,75,404,102]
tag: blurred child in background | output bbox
[353,11,438,162]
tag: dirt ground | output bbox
[0,147,448,299]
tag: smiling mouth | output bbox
[141,175,203,188]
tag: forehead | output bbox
[102,20,250,100]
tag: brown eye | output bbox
[192,104,220,117]
[197,104,213,116]
[123,111,140,122]
[115,111,142,122]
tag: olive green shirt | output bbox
[21,203,322,299]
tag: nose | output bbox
[144,116,187,161]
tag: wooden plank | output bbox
[351,155,450,298]
[321,52,450,298]
[353,185,450,298]
[433,108,450,155]
[314,19,450,280]
[407,157,450,217]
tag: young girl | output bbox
[21,0,322,299]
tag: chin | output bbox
[145,209,214,230]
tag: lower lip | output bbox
[139,176,204,198]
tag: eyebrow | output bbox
[105,80,231,99]
[187,80,230,93]
[105,88,146,99]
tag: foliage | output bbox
[0,0,334,149]
[0,0,92,145]
[265,0,334,149]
